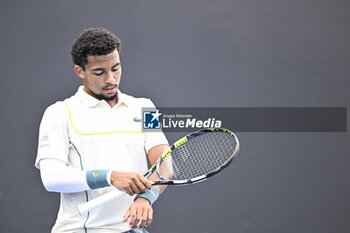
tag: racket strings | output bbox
[159,131,237,181]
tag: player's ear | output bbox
[74,65,85,80]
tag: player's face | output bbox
[75,49,122,105]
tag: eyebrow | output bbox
[91,63,120,72]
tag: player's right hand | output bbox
[110,171,152,196]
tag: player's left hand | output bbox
[123,197,153,229]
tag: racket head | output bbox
[154,128,239,185]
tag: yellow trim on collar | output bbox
[62,102,145,136]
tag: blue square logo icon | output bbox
[143,110,162,129]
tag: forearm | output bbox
[132,144,169,206]
[40,159,112,193]
[40,159,90,193]
[147,144,170,195]
[148,172,167,194]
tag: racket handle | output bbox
[77,189,126,215]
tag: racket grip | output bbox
[77,189,126,215]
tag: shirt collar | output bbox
[76,86,129,108]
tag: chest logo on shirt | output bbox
[133,117,142,123]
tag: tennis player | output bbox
[35,28,168,233]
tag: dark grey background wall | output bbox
[0,0,349,232]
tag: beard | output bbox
[96,92,118,101]
[92,85,118,101]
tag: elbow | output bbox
[44,185,55,192]
[41,177,59,192]
[39,159,64,193]
[40,168,60,192]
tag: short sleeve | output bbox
[143,99,169,153]
[35,102,70,169]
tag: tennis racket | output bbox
[77,127,239,215]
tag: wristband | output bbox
[86,169,110,190]
[134,186,159,205]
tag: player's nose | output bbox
[105,71,115,83]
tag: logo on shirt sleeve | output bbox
[40,135,49,142]
[39,135,49,148]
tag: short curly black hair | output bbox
[71,28,121,70]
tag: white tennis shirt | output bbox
[35,86,168,233]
